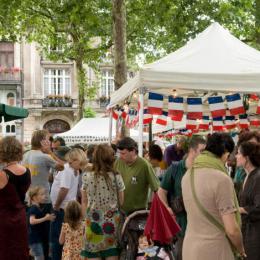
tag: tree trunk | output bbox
[112,0,129,137]
[256,0,260,45]
[76,59,86,120]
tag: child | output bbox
[59,200,84,260]
[28,186,56,260]
[136,235,170,260]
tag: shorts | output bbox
[30,243,44,257]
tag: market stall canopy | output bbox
[108,22,260,108]
[56,117,149,144]
[0,103,29,122]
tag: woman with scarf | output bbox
[236,141,260,260]
[181,133,245,260]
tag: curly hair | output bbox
[0,136,23,163]
[237,130,260,146]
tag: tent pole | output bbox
[108,109,113,144]
[2,116,5,138]
[138,88,145,157]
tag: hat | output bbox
[54,146,71,161]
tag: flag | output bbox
[212,117,224,131]
[250,94,259,101]
[148,92,163,115]
[186,117,197,130]
[143,108,153,124]
[225,116,236,130]
[168,96,184,121]
[125,109,138,128]
[238,114,249,129]
[156,111,168,126]
[257,100,260,114]
[208,96,226,118]
[187,97,203,119]
[249,117,260,126]
[226,93,245,115]
[198,116,210,130]
[121,109,127,119]
[112,109,120,120]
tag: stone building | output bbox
[0,41,116,143]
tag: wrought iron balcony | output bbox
[42,95,73,107]
[0,70,22,82]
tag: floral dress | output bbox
[81,171,125,258]
[61,222,84,260]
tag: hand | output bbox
[45,213,56,222]
[40,139,51,154]
[239,249,247,259]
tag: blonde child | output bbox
[59,200,84,260]
[28,186,56,260]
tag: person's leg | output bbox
[40,203,52,259]
[50,209,64,260]
[175,236,184,260]
[106,256,118,260]
[30,243,45,260]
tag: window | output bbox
[43,69,71,96]
[5,124,15,135]
[100,69,114,97]
[0,42,14,67]
[7,92,15,106]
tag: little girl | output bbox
[59,200,84,260]
[28,186,56,260]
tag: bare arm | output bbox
[30,213,55,225]
[53,188,69,210]
[157,187,174,215]
[118,190,124,206]
[0,171,8,189]
[59,228,65,245]
[81,189,88,216]
[222,213,246,257]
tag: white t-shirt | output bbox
[50,163,79,209]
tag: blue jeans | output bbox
[50,209,64,260]
[30,243,44,260]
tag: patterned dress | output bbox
[81,171,125,258]
[61,222,84,260]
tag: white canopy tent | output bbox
[55,117,148,144]
[107,22,260,156]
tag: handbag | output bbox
[169,196,185,214]
[113,171,125,248]
[190,167,243,260]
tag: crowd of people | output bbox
[0,129,259,260]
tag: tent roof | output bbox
[56,117,148,144]
[108,22,260,108]
[0,103,29,122]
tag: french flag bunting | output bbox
[208,96,226,118]
[249,117,260,126]
[112,109,120,120]
[212,117,224,131]
[168,96,184,121]
[121,109,127,119]
[256,100,260,114]
[143,108,153,124]
[225,116,236,130]
[238,114,249,129]
[148,92,163,115]
[156,111,168,126]
[198,116,210,130]
[250,94,259,101]
[187,97,203,119]
[226,93,245,115]
[186,118,197,130]
[125,109,138,128]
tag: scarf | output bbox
[193,151,241,226]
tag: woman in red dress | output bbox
[0,137,31,260]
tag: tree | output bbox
[0,0,113,119]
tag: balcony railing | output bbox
[0,71,22,81]
[42,95,73,107]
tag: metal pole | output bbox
[138,88,145,157]
[108,109,113,144]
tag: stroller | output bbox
[119,210,176,260]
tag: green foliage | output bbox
[83,107,96,118]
